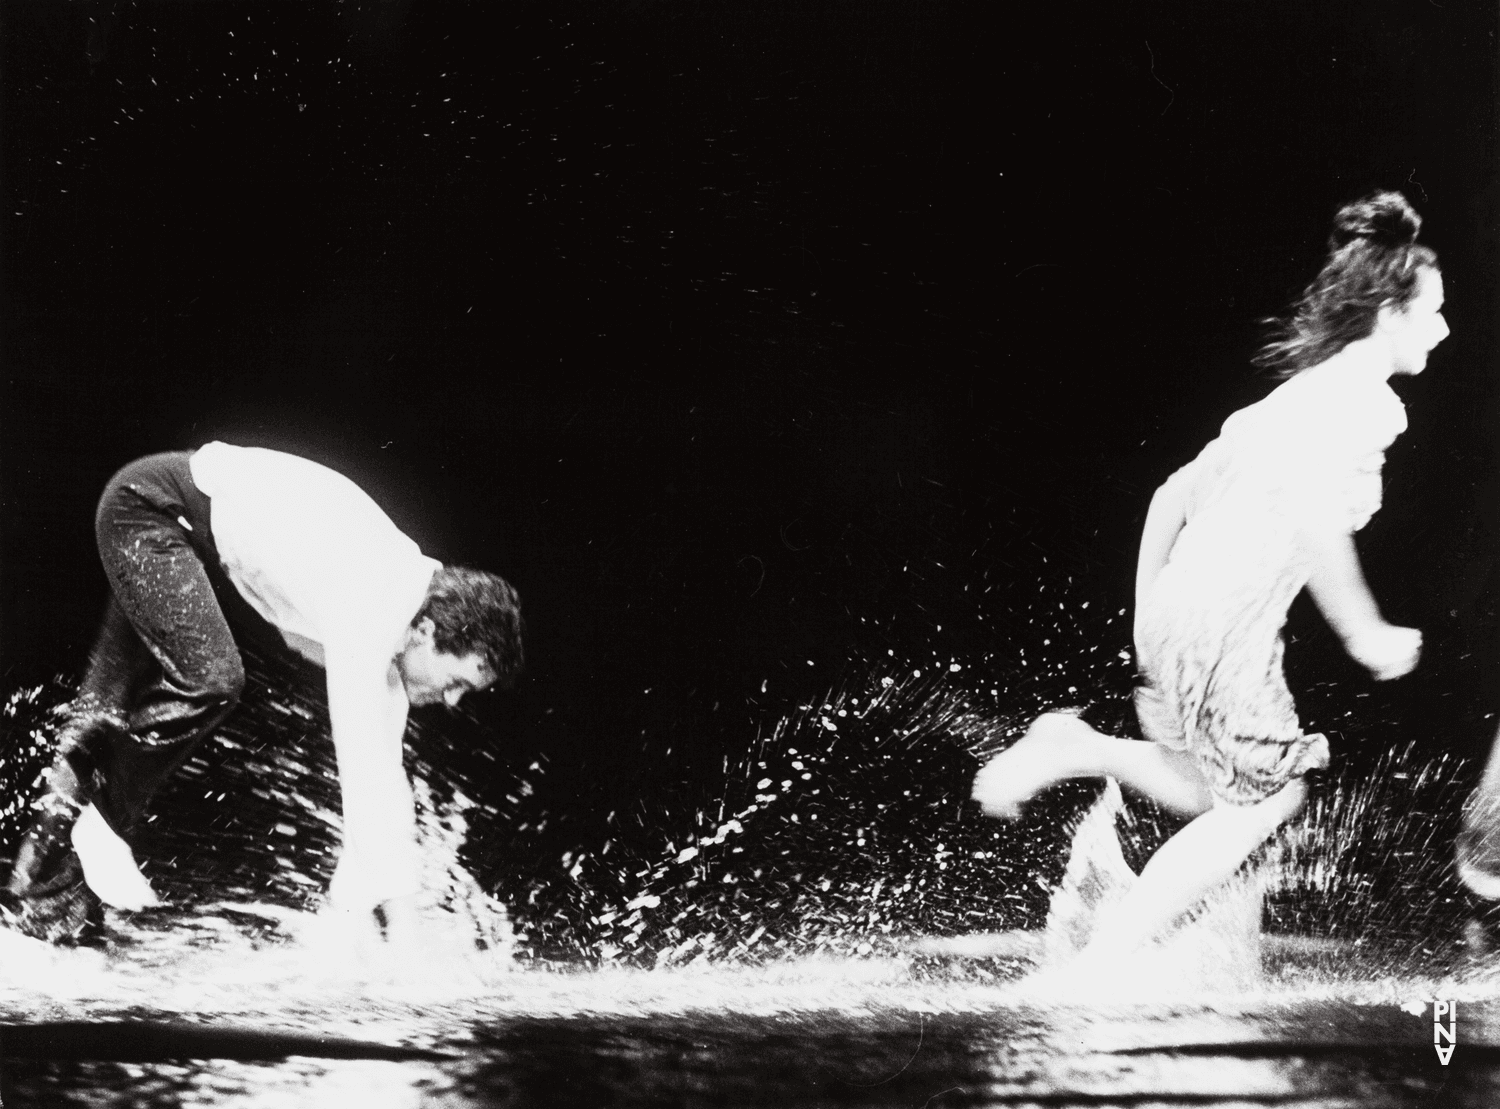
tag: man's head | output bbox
[396,566,525,707]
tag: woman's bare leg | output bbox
[1073,777,1308,965]
[972,712,1215,819]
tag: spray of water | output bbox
[1,578,1497,1019]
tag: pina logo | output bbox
[1434,1000,1456,1065]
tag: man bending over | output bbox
[1,441,524,945]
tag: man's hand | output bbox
[375,894,421,947]
[371,895,491,994]
[1346,623,1421,681]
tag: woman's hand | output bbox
[1345,623,1421,680]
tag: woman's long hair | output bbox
[1253,191,1438,378]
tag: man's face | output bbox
[397,619,495,707]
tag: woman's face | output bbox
[1383,266,1449,375]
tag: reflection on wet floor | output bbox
[5,901,1500,1107]
[5,978,1500,1106]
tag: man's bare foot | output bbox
[70,804,160,911]
[971,710,1096,820]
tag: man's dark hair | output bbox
[1253,190,1438,377]
[415,565,525,688]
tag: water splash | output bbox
[1,608,1497,1016]
[0,648,515,981]
[517,661,1086,966]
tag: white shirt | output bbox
[190,441,440,911]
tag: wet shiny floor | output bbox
[3,919,1498,1108]
[5,997,1496,1107]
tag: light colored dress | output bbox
[1134,361,1408,805]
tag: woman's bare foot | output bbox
[971,710,1098,820]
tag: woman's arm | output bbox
[1135,473,1190,614]
[1301,525,1420,680]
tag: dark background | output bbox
[3,1,1498,883]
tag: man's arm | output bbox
[1301,525,1420,680]
[323,647,422,929]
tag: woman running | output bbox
[973,191,1449,967]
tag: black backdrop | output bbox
[4,1,1499,823]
